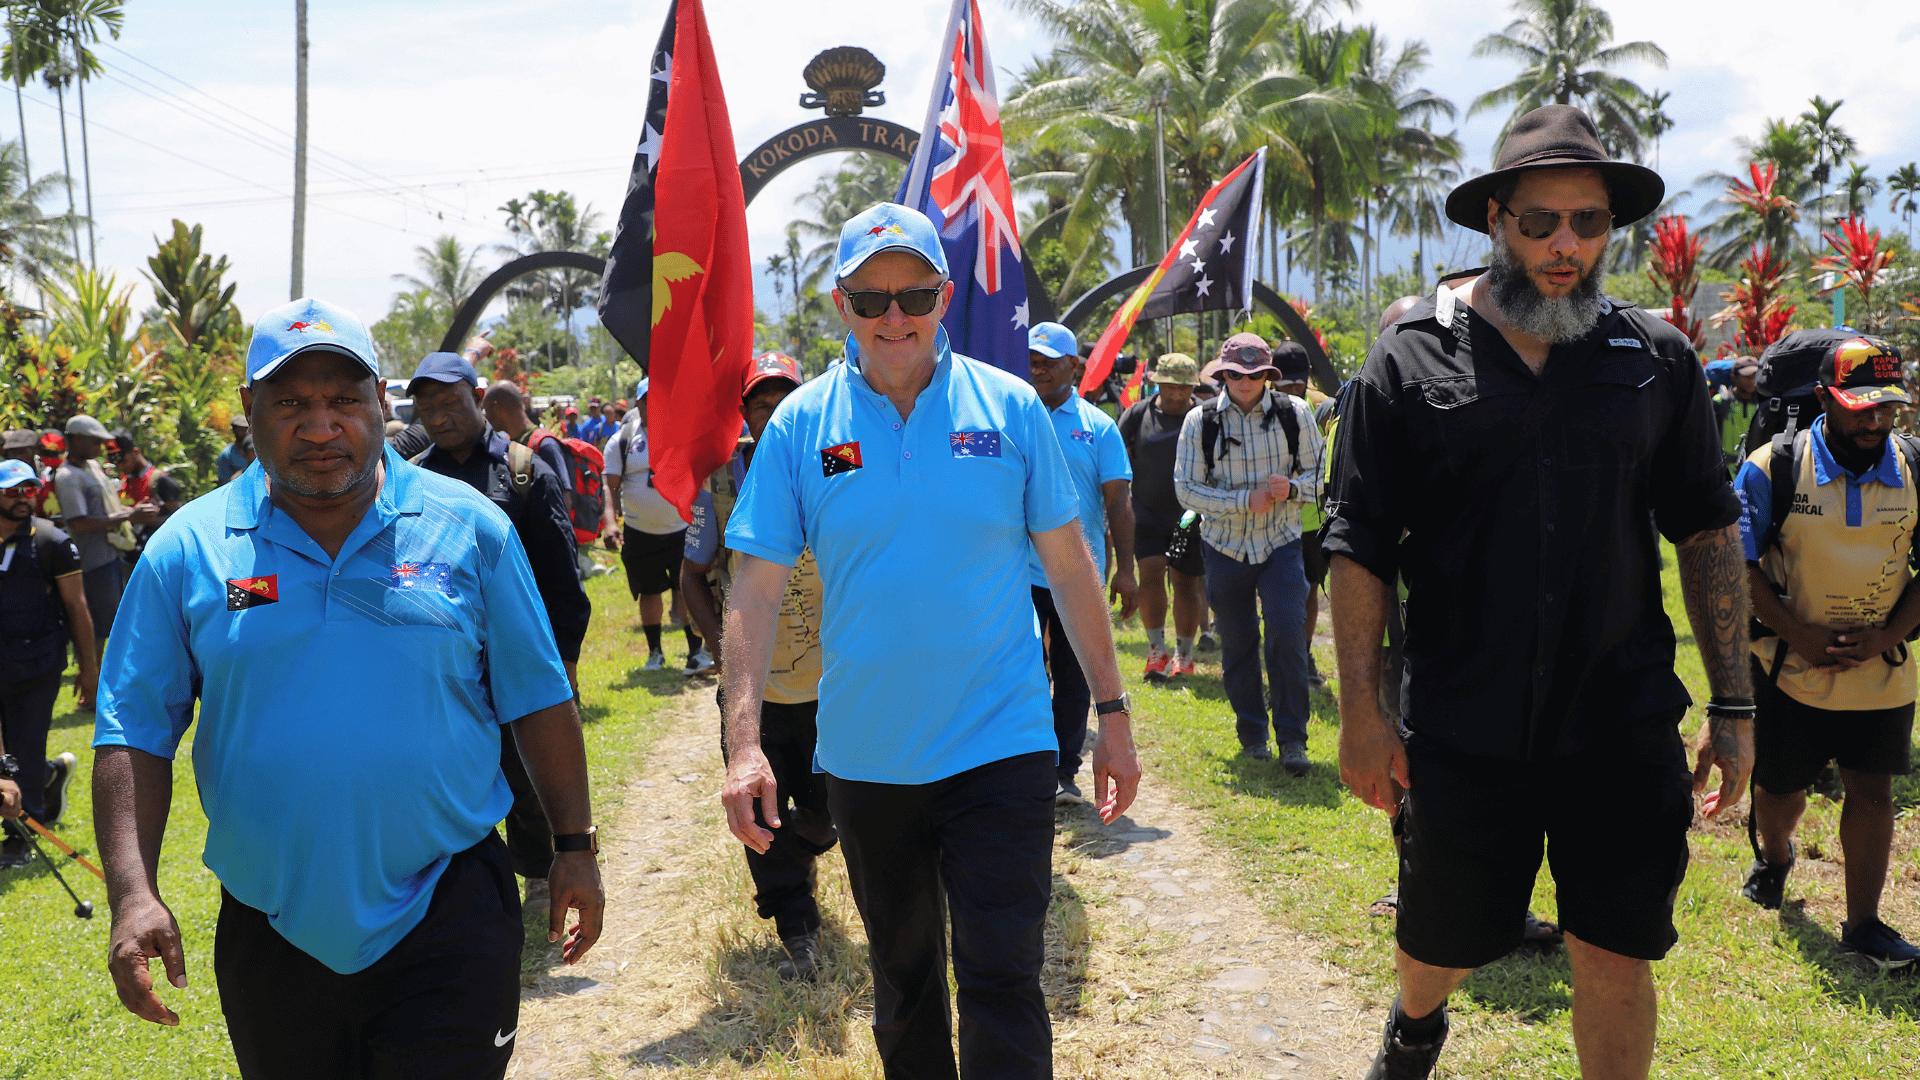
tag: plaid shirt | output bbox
[1173,387,1323,563]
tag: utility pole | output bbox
[290,0,308,299]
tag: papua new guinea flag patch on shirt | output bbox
[226,575,279,610]
[949,431,1001,457]
[821,441,863,477]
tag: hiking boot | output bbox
[0,822,28,870]
[683,647,716,676]
[1521,910,1564,947]
[1197,631,1218,652]
[643,651,667,672]
[42,752,77,826]
[1055,778,1085,806]
[776,929,822,981]
[1242,743,1273,762]
[1840,918,1920,971]
[1280,740,1311,777]
[1363,1004,1449,1080]
[1741,844,1795,910]
[1143,651,1172,683]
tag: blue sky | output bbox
[25,0,1920,336]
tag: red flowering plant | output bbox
[1645,216,1705,349]
[1814,215,1897,323]
[1713,243,1797,354]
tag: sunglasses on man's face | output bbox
[1498,202,1613,240]
[1220,370,1266,382]
[843,285,945,320]
[0,481,40,496]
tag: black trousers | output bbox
[719,696,838,939]
[0,670,61,822]
[828,750,1055,1080]
[498,730,553,880]
[215,832,523,1080]
[1030,586,1090,783]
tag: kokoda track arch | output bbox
[1058,265,1343,398]
[438,116,1060,353]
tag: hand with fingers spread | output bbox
[546,850,605,964]
[721,744,780,854]
[108,894,188,1027]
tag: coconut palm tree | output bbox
[1383,156,1458,281]
[0,138,77,294]
[1838,163,1878,221]
[1641,88,1673,171]
[1696,118,1818,267]
[784,152,905,290]
[1468,0,1668,161]
[51,0,124,271]
[1888,163,1920,245]
[392,235,482,314]
[1797,95,1855,237]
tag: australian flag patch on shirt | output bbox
[388,562,452,593]
[949,431,1002,458]
[1069,429,1095,444]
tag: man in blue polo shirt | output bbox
[93,297,605,1080]
[1026,321,1135,806]
[720,203,1143,1079]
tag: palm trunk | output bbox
[54,82,79,264]
[77,63,94,270]
[11,83,26,181]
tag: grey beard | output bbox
[1486,231,1607,344]
[264,453,378,499]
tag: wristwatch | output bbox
[1094,694,1132,716]
[0,754,18,780]
[553,826,599,855]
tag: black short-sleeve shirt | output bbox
[1323,278,1741,761]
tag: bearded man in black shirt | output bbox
[1324,105,1754,1080]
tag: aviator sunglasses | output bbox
[1497,202,1613,240]
[842,284,946,319]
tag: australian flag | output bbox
[388,562,453,594]
[896,0,1029,376]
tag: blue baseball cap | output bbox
[835,202,949,281]
[634,378,649,400]
[1027,322,1078,360]
[246,297,380,384]
[407,351,479,395]
[0,458,36,488]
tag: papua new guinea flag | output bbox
[896,0,1030,376]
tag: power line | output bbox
[102,165,626,214]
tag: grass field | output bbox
[1129,541,1920,1077]
[0,570,682,1079]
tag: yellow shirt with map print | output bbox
[702,442,823,705]
[1750,435,1919,710]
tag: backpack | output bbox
[1199,392,1301,484]
[1741,328,1878,459]
[410,440,537,507]
[530,429,607,545]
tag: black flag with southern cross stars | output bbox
[1078,148,1267,393]
[594,0,677,369]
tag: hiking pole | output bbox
[21,829,93,919]
[20,815,106,882]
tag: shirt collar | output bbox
[1044,387,1082,415]
[1809,414,1905,488]
[226,442,425,532]
[420,424,504,469]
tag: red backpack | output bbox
[528,429,607,545]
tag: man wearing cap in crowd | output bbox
[407,349,594,920]
[1175,333,1324,776]
[681,351,838,980]
[1323,104,1753,1079]
[0,456,97,868]
[1026,320,1135,805]
[1117,354,1208,682]
[214,414,252,485]
[93,297,604,1077]
[55,414,145,643]
[1733,332,1920,969]
[3,428,37,465]
[1715,355,1763,466]
[720,203,1141,1078]
[603,378,705,673]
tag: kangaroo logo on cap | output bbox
[286,320,334,334]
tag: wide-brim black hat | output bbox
[1445,104,1665,234]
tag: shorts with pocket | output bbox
[1752,656,1914,793]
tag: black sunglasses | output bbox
[1497,202,1612,240]
[1220,370,1266,382]
[843,285,945,319]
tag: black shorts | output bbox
[1302,530,1327,588]
[1134,506,1203,577]
[1752,657,1915,793]
[216,831,523,1080]
[622,525,686,598]
[1396,715,1693,968]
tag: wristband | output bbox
[1707,695,1755,708]
[553,826,598,854]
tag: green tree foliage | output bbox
[1889,163,1920,245]
[0,137,75,292]
[492,190,611,372]
[144,219,242,350]
[1468,0,1667,160]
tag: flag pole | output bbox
[1154,98,1169,360]
[904,0,967,206]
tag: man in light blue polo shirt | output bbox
[92,297,604,1080]
[1025,320,1135,806]
[719,203,1143,1079]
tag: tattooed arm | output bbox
[1674,523,1754,818]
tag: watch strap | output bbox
[1094,695,1131,715]
[553,826,598,854]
